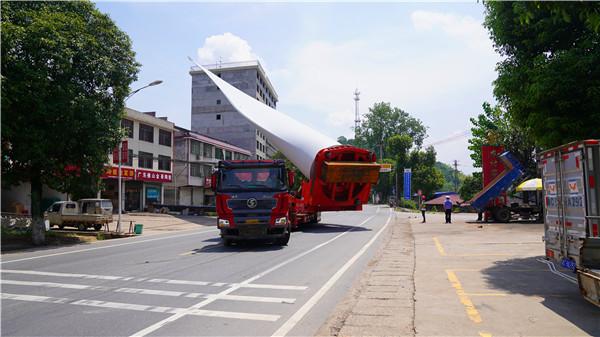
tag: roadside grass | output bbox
[1,226,98,251]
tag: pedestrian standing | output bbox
[444,196,453,223]
[420,195,426,223]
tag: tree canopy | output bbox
[1,1,139,243]
[484,2,600,148]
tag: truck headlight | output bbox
[218,219,230,228]
[275,217,287,225]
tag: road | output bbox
[1,205,392,337]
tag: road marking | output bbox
[0,292,279,321]
[454,253,512,257]
[479,332,492,337]
[0,229,219,264]
[464,293,507,297]
[446,270,482,324]
[271,210,393,337]
[130,212,379,337]
[0,269,307,291]
[433,237,447,256]
[1,279,297,304]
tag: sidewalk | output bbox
[319,210,416,336]
[107,213,216,235]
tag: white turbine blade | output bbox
[192,62,338,177]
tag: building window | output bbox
[203,165,213,177]
[138,151,153,169]
[216,99,221,105]
[225,151,232,160]
[191,140,202,156]
[215,148,224,160]
[216,114,221,120]
[190,163,203,177]
[203,143,213,158]
[139,124,154,143]
[123,150,133,167]
[158,155,171,171]
[121,119,134,138]
[159,129,171,147]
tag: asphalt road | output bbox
[1,205,393,337]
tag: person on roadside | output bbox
[444,195,453,224]
[420,195,427,223]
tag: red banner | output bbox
[112,140,128,163]
[101,166,135,179]
[136,169,172,182]
[204,177,212,188]
[481,145,505,187]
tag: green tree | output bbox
[459,172,483,201]
[407,146,444,198]
[484,2,600,148]
[435,161,466,192]
[467,102,539,177]
[354,102,427,158]
[1,1,139,244]
[271,151,306,191]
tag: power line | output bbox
[354,89,360,139]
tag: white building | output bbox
[166,127,251,206]
[100,108,175,211]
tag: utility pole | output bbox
[453,160,459,192]
[354,89,360,140]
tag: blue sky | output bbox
[96,2,500,173]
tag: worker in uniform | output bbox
[444,195,453,224]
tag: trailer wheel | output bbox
[222,238,233,247]
[493,207,511,223]
[94,224,103,231]
[58,225,64,230]
[78,223,87,231]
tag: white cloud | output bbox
[271,11,499,173]
[197,32,258,65]
[410,10,492,51]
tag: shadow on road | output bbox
[192,240,285,254]
[295,222,372,234]
[481,256,600,335]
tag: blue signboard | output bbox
[146,187,159,200]
[403,168,412,200]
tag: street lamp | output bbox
[117,80,163,233]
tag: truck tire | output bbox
[275,228,290,246]
[222,238,233,247]
[94,224,103,231]
[58,225,65,230]
[78,223,87,231]
[493,207,511,223]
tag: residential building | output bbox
[100,108,175,211]
[190,60,279,159]
[166,127,251,206]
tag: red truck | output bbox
[212,145,380,246]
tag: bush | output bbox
[399,199,417,210]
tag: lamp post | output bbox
[116,80,163,233]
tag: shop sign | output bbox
[136,169,172,182]
[204,177,212,188]
[101,166,135,179]
[112,140,128,163]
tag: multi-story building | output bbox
[100,108,175,211]
[166,127,251,206]
[190,60,279,160]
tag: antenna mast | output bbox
[354,89,360,139]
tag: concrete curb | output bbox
[318,211,416,336]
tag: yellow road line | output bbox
[465,293,507,297]
[433,237,447,256]
[179,251,194,256]
[446,269,482,323]
[479,332,492,337]
[454,253,512,257]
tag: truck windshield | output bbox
[219,167,286,191]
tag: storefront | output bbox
[101,166,173,212]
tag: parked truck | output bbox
[539,140,600,307]
[45,199,113,231]
[213,146,380,246]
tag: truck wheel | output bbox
[94,224,103,231]
[494,208,511,223]
[275,228,291,246]
[58,225,65,230]
[78,223,87,231]
[222,238,233,247]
